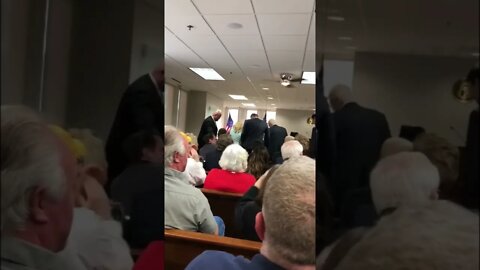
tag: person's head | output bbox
[294,133,310,155]
[219,144,249,173]
[267,119,276,127]
[251,113,259,119]
[69,128,108,186]
[164,125,189,172]
[380,137,413,158]
[281,140,303,160]
[233,121,243,132]
[212,110,222,121]
[216,134,233,152]
[335,200,479,270]
[150,63,164,87]
[328,84,354,112]
[284,135,295,143]
[185,132,198,147]
[413,133,459,200]
[1,105,76,252]
[217,128,227,136]
[202,133,216,145]
[247,143,271,179]
[123,130,163,165]
[256,156,316,267]
[370,152,440,215]
[254,165,281,206]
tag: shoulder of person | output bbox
[186,250,247,270]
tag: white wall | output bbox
[324,60,354,96]
[185,91,207,135]
[353,52,477,146]
[276,109,314,137]
[165,83,176,126]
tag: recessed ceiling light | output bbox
[271,103,276,105]
[327,16,345,21]
[345,46,357,50]
[338,36,352,41]
[262,87,269,90]
[189,68,225,80]
[301,71,315,85]
[267,97,274,100]
[229,95,248,100]
[228,22,243,29]
[242,103,256,107]
[250,64,261,68]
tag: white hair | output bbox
[380,137,413,158]
[268,119,276,126]
[370,152,440,214]
[336,200,479,270]
[281,140,303,160]
[1,105,65,231]
[263,156,316,264]
[164,125,186,166]
[219,144,248,172]
[284,136,295,143]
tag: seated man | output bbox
[186,156,316,269]
[281,140,304,162]
[199,133,217,160]
[164,126,219,235]
[1,105,83,269]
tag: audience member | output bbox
[180,132,206,186]
[198,110,222,149]
[246,142,272,180]
[328,84,391,215]
[240,113,269,153]
[105,65,164,190]
[235,166,280,241]
[1,105,82,269]
[284,135,295,142]
[186,156,316,269]
[164,126,218,234]
[335,200,479,270]
[217,128,227,137]
[309,113,317,159]
[380,136,413,158]
[281,140,303,161]
[370,152,439,216]
[204,134,233,171]
[198,133,217,159]
[413,133,460,201]
[294,133,310,156]
[230,122,243,144]
[204,144,256,194]
[50,126,133,270]
[267,119,287,164]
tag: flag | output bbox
[225,113,233,133]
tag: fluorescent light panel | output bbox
[267,97,274,100]
[301,72,315,85]
[229,95,248,100]
[189,67,225,80]
[242,103,256,107]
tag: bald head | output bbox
[151,63,164,87]
[268,119,276,127]
[212,110,222,121]
[328,84,354,111]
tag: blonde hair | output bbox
[49,125,86,162]
[69,128,107,169]
[233,121,243,132]
[263,156,316,265]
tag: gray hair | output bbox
[328,84,353,110]
[370,152,440,214]
[263,156,316,265]
[284,135,295,143]
[268,119,276,126]
[164,125,186,166]
[380,137,413,158]
[1,105,65,231]
[219,144,248,172]
[281,140,303,160]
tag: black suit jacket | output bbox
[268,125,287,163]
[198,116,218,149]
[331,102,390,212]
[240,118,269,151]
[105,74,164,189]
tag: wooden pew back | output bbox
[165,229,261,270]
[201,188,243,238]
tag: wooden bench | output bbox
[201,188,243,238]
[165,229,261,270]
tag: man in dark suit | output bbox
[198,110,222,150]
[105,65,164,193]
[240,113,269,153]
[267,119,287,164]
[328,84,391,215]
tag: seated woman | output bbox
[234,165,280,241]
[204,144,255,194]
[247,142,272,179]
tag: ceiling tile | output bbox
[165,0,199,20]
[257,14,311,35]
[165,31,208,67]
[193,0,253,15]
[252,0,314,14]
[219,35,264,51]
[229,50,269,69]
[263,35,307,51]
[204,14,260,35]
[165,15,214,38]
[267,50,304,74]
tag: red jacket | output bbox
[204,169,256,194]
